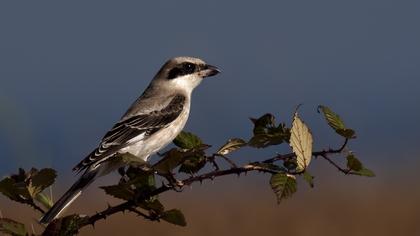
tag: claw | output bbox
[162,173,184,191]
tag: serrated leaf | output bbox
[317,105,345,130]
[0,218,27,236]
[161,209,187,227]
[178,153,207,174]
[289,113,313,171]
[346,154,363,171]
[318,105,356,139]
[43,214,86,236]
[0,177,31,204]
[352,168,375,177]
[0,178,22,201]
[153,148,185,174]
[122,168,157,193]
[303,171,315,188]
[270,173,297,204]
[173,131,202,149]
[250,113,276,135]
[116,152,148,167]
[28,168,57,197]
[248,114,290,148]
[217,138,246,155]
[100,185,135,201]
[336,129,356,139]
[248,133,288,148]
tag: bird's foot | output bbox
[163,174,184,191]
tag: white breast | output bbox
[119,102,190,161]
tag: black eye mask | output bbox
[167,62,197,80]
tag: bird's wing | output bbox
[73,94,186,172]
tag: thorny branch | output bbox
[80,138,351,228]
[29,202,46,215]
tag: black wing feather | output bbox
[73,95,186,172]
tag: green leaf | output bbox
[178,152,207,174]
[0,218,27,236]
[0,177,31,204]
[121,169,157,196]
[216,138,247,155]
[0,168,56,205]
[318,105,356,139]
[270,173,297,204]
[317,105,345,130]
[35,192,54,209]
[100,184,134,201]
[173,131,202,149]
[28,168,57,197]
[105,169,156,201]
[115,152,148,167]
[161,209,187,227]
[250,113,276,135]
[153,148,186,174]
[0,178,21,201]
[248,133,288,148]
[303,171,315,188]
[336,129,356,139]
[43,214,87,236]
[130,172,156,190]
[352,168,376,177]
[346,154,363,171]
[248,114,290,148]
[289,113,313,171]
[345,154,375,177]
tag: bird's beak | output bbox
[202,64,221,78]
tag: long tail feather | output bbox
[40,171,97,224]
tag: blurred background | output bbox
[1,1,419,235]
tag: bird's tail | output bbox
[40,171,97,224]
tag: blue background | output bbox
[1,1,419,174]
[0,1,419,235]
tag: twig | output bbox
[75,139,352,229]
[128,207,157,221]
[263,153,295,163]
[264,138,349,164]
[83,186,171,227]
[81,163,281,227]
[313,138,349,156]
[28,201,46,214]
[206,156,220,171]
[318,153,349,174]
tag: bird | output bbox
[40,56,221,224]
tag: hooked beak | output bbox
[202,64,221,78]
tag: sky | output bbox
[1,0,419,174]
[1,1,420,235]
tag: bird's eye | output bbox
[167,62,197,80]
[182,63,196,74]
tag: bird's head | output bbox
[153,56,221,94]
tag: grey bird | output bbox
[40,56,220,224]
